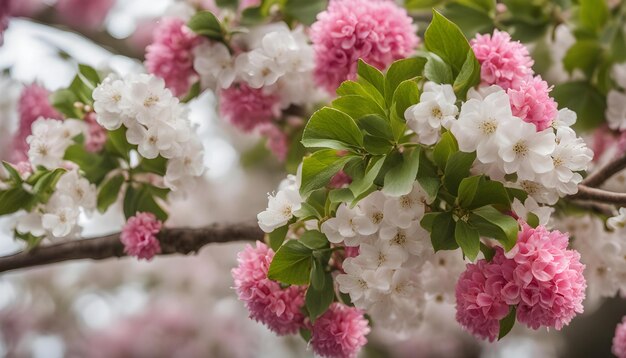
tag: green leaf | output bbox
[425,10,472,76]
[329,188,355,203]
[64,144,117,185]
[349,155,385,198]
[392,79,421,120]
[268,240,313,285]
[284,0,328,26]
[420,212,439,232]
[443,2,495,39]
[458,175,511,209]
[455,220,480,261]
[301,107,364,150]
[384,57,427,106]
[310,258,326,290]
[32,168,66,203]
[563,41,603,78]
[470,206,518,251]
[357,59,385,95]
[579,0,609,34]
[552,81,606,132]
[332,95,386,119]
[405,0,444,9]
[139,156,167,176]
[300,230,330,250]
[443,151,476,196]
[187,11,225,40]
[383,147,421,197]
[50,89,81,118]
[106,127,133,160]
[417,150,440,200]
[306,269,334,322]
[97,174,124,213]
[300,150,356,197]
[269,224,290,251]
[300,328,312,342]
[498,306,517,340]
[424,53,454,84]
[2,162,22,184]
[430,212,458,251]
[358,115,393,140]
[294,202,322,220]
[433,131,459,170]
[181,81,201,103]
[453,49,481,98]
[123,185,168,221]
[480,242,496,261]
[526,212,540,228]
[364,135,393,155]
[0,188,33,215]
[336,80,386,108]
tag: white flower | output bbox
[42,194,80,238]
[466,84,504,100]
[538,126,592,195]
[606,90,626,131]
[56,170,97,211]
[612,62,626,89]
[405,82,458,145]
[193,42,237,89]
[257,188,302,233]
[320,204,362,246]
[607,207,626,231]
[383,183,432,228]
[451,89,512,164]
[515,180,560,205]
[379,221,428,258]
[511,197,553,227]
[236,51,282,89]
[16,212,46,237]
[93,75,130,130]
[124,74,176,126]
[27,118,74,169]
[353,191,387,235]
[357,241,407,270]
[497,117,556,180]
[336,258,392,308]
[126,122,181,159]
[420,251,465,303]
[164,138,205,191]
[552,108,577,129]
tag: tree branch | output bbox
[21,7,143,60]
[0,221,263,273]
[568,185,626,205]
[582,154,626,187]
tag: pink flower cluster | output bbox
[84,112,107,153]
[310,303,370,358]
[55,0,115,29]
[257,123,289,162]
[120,212,163,261]
[13,83,62,162]
[470,30,534,91]
[310,0,419,93]
[219,83,281,133]
[145,18,201,97]
[471,30,558,131]
[508,76,558,131]
[231,242,305,335]
[614,316,626,358]
[455,224,586,341]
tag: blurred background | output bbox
[0,0,624,357]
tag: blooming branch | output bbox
[0,221,262,273]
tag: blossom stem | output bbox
[569,185,626,205]
[582,154,626,187]
[0,221,263,273]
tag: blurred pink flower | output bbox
[13,83,62,162]
[455,248,514,342]
[219,83,281,132]
[471,29,534,90]
[329,170,352,188]
[239,0,261,10]
[614,316,626,358]
[145,18,201,97]
[8,0,45,17]
[55,0,116,29]
[509,224,586,330]
[310,303,370,358]
[84,112,107,152]
[310,0,419,93]
[507,76,558,131]
[120,212,163,261]
[231,241,305,335]
[257,123,289,161]
[0,0,10,45]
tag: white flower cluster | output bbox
[406,82,593,205]
[606,62,626,131]
[193,23,321,107]
[557,211,626,304]
[26,118,85,169]
[257,173,303,233]
[92,73,204,191]
[17,170,96,240]
[322,184,460,331]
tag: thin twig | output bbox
[569,185,626,206]
[583,155,626,188]
[0,222,263,273]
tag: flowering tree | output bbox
[2,0,626,357]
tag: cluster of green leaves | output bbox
[0,162,66,247]
[265,11,520,334]
[49,65,171,222]
[238,0,328,26]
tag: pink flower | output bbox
[507,76,558,131]
[9,0,45,17]
[120,212,163,261]
[613,316,626,358]
[231,242,305,335]
[145,18,202,97]
[329,170,352,188]
[257,123,289,161]
[12,83,63,162]
[310,0,419,93]
[239,0,261,10]
[84,112,107,153]
[55,0,115,29]
[310,303,370,358]
[0,0,9,45]
[219,83,281,132]
[507,224,586,330]
[471,30,534,90]
[455,248,514,342]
